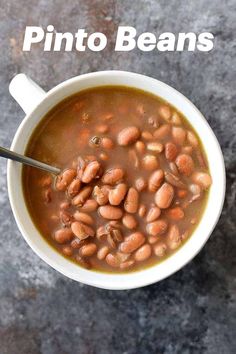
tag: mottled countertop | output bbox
[0,1,235,353]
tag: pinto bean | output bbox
[148,169,164,192]
[109,183,127,205]
[97,246,110,260]
[176,154,194,176]
[146,219,168,236]
[54,228,73,244]
[96,123,109,133]
[187,131,198,147]
[60,210,73,226]
[71,221,95,240]
[73,211,94,225]
[99,205,123,220]
[146,206,161,223]
[153,124,171,140]
[138,204,147,218]
[128,149,139,169]
[141,131,153,140]
[166,207,184,220]
[102,168,125,185]
[167,224,181,250]
[147,142,164,153]
[80,243,97,257]
[72,186,92,206]
[55,169,77,191]
[164,172,186,189]
[106,253,120,267]
[142,155,159,171]
[192,172,212,190]
[181,146,193,155]
[134,244,152,261]
[135,140,146,154]
[155,183,174,209]
[159,105,171,121]
[60,201,70,210]
[79,199,98,212]
[172,126,186,145]
[117,126,140,146]
[124,187,139,214]
[169,162,179,176]
[122,214,137,229]
[154,242,167,257]
[62,245,73,256]
[75,255,91,269]
[93,185,109,205]
[171,112,181,125]
[120,260,135,269]
[120,232,145,253]
[135,177,147,192]
[67,179,81,198]
[148,235,160,244]
[81,160,101,183]
[101,137,114,149]
[165,142,178,161]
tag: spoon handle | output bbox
[0,146,61,175]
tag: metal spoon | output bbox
[0,146,61,175]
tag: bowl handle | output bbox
[9,74,46,114]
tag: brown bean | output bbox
[101,137,114,149]
[187,131,199,147]
[128,149,139,169]
[181,146,193,155]
[176,154,194,176]
[75,255,91,269]
[117,126,140,146]
[146,206,161,223]
[141,131,153,140]
[55,169,77,191]
[122,214,137,229]
[172,126,186,145]
[93,185,109,206]
[79,199,98,212]
[71,221,95,240]
[71,238,88,249]
[138,204,147,218]
[147,142,164,153]
[159,105,171,121]
[166,207,184,220]
[146,219,168,236]
[153,124,171,140]
[155,183,174,209]
[171,112,181,125]
[111,228,123,242]
[97,246,110,260]
[124,187,139,214]
[106,253,120,267]
[148,169,164,192]
[62,245,73,256]
[109,183,127,205]
[148,235,160,244]
[102,168,125,185]
[192,172,212,190]
[169,162,179,176]
[107,233,116,249]
[165,142,178,161]
[99,205,123,220]
[120,232,145,253]
[142,155,159,171]
[167,224,181,250]
[120,260,135,269]
[134,244,152,261]
[154,242,167,257]
[80,243,97,257]
[73,211,94,225]
[135,177,147,192]
[72,186,92,206]
[54,228,73,244]
[135,140,146,154]
[67,179,81,198]
[81,160,101,183]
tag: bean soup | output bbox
[22,86,212,273]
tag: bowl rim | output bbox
[7,70,226,290]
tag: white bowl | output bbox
[8,71,225,290]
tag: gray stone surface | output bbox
[0,1,235,353]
